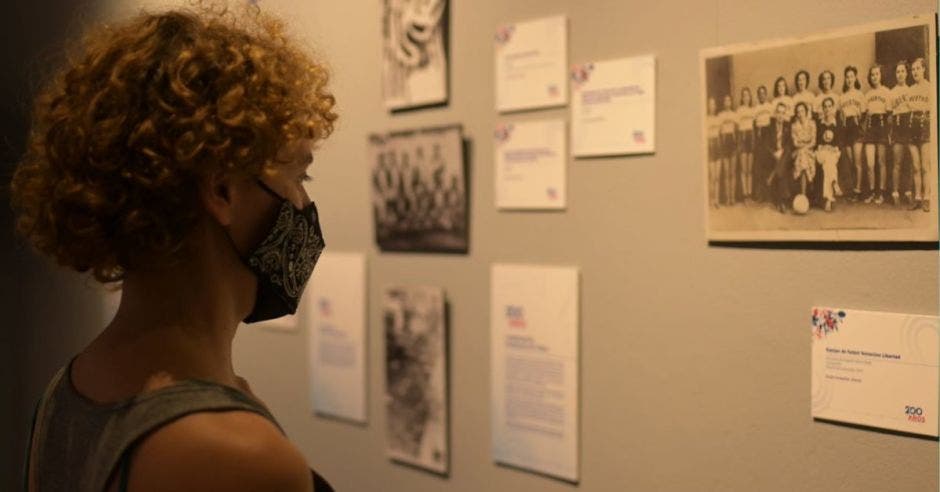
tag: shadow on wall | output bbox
[1,0,108,489]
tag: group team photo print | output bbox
[700,15,938,242]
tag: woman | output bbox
[814,70,839,122]
[736,87,756,204]
[907,57,932,212]
[752,85,774,201]
[772,76,794,121]
[817,97,842,211]
[791,102,817,199]
[863,64,890,204]
[792,70,815,120]
[706,97,721,208]
[889,60,912,207]
[840,65,865,200]
[718,94,739,205]
[13,7,337,492]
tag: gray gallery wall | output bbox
[8,0,939,491]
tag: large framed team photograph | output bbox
[700,15,938,242]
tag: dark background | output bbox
[2,1,103,489]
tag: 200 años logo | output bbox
[904,406,926,423]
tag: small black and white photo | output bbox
[370,125,467,253]
[700,15,938,242]
[382,0,449,110]
[383,286,448,475]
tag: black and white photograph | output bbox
[370,124,468,253]
[700,15,938,242]
[382,0,449,110]
[383,286,449,475]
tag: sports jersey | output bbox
[718,109,737,134]
[889,84,911,114]
[772,95,794,119]
[736,105,756,131]
[753,102,774,127]
[907,80,931,112]
[792,90,816,116]
[840,88,864,117]
[864,86,890,114]
[706,115,720,138]
[814,91,840,115]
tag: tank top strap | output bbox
[29,357,285,492]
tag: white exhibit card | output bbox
[495,119,567,209]
[495,15,568,112]
[571,55,656,156]
[307,252,367,423]
[491,264,579,482]
[811,307,939,437]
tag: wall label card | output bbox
[384,286,449,474]
[495,119,567,209]
[571,55,656,157]
[491,264,579,482]
[495,15,568,112]
[811,307,939,437]
[307,252,367,423]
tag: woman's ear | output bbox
[200,171,237,226]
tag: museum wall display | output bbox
[8,0,939,491]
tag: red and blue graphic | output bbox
[495,25,515,45]
[812,308,845,339]
[546,187,558,200]
[633,130,646,144]
[570,63,594,87]
[506,305,526,328]
[494,123,514,143]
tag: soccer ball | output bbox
[792,194,810,214]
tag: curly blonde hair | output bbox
[11,4,336,283]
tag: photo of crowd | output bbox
[701,16,937,241]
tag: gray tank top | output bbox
[24,356,287,492]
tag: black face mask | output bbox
[240,179,325,323]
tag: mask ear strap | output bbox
[255,179,284,201]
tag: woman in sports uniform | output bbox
[907,57,932,212]
[792,70,815,121]
[737,87,756,204]
[706,97,721,208]
[888,60,912,207]
[752,85,774,201]
[863,64,890,204]
[718,94,739,205]
[772,76,793,121]
[814,70,839,122]
[840,65,865,200]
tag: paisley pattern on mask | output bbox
[247,201,325,304]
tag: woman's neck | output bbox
[83,237,254,387]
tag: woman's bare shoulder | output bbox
[120,410,312,492]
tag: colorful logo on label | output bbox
[495,25,515,45]
[547,187,558,200]
[905,405,926,423]
[506,305,526,328]
[812,308,845,339]
[318,297,332,317]
[494,123,514,143]
[570,63,594,87]
[547,84,559,97]
[633,130,646,144]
